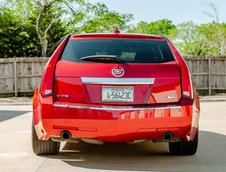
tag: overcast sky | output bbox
[91,0,226,25]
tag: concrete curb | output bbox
[200,98,226,102]
[0,103,32,106]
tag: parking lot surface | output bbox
[0,102,226,172]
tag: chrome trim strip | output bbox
[81,77,155,85]
[53,103,181,111]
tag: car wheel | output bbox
[169,131,198,155]
[32,120,60,155]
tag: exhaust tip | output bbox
[61,131,71,140]
[163,132,173,141]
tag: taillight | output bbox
[166,38,193,100]
[40,61,54,97]
[40,35,70,97]
[178,55,193,99]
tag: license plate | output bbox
[102,86,134,102]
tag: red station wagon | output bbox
[32,29,200,155]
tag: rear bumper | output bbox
[34,98,193,142]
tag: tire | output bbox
[32,121,60,155]
[169,131,198,155]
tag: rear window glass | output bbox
[61,39,174,63]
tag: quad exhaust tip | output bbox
[163,132,173,141]
[61,131,71,140]
[60,131,174,142]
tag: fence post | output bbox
[208,58,212,95]
[13,61,18,96]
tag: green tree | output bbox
[35,0,68,57]
[129,19,176,35]
[172,21,226,56]
[171,21,208,56]
[59,1,133,34]
[0,0,65,57]
[71,2,133,33]
[0,0,133,57]
[0,7,36,57]
[204,3,226,55]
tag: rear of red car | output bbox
[32,32,200,155]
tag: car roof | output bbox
[70,33,165,41]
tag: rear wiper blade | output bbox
[81,55,120,62]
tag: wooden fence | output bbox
[0,57,225,96]
[0,58,47,96]
[185,56,226,95]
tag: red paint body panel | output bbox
[71,33,164,40]
[54,60,181,104]
[34,92,192,142]
[33,33,200,143]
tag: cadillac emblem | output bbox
[112,67,124,77]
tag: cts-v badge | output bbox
[167,95,177,99]
[112,67,124,77]
[56,94,69,98]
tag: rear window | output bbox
[61,39,174,63]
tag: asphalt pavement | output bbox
[0,102,226,172]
